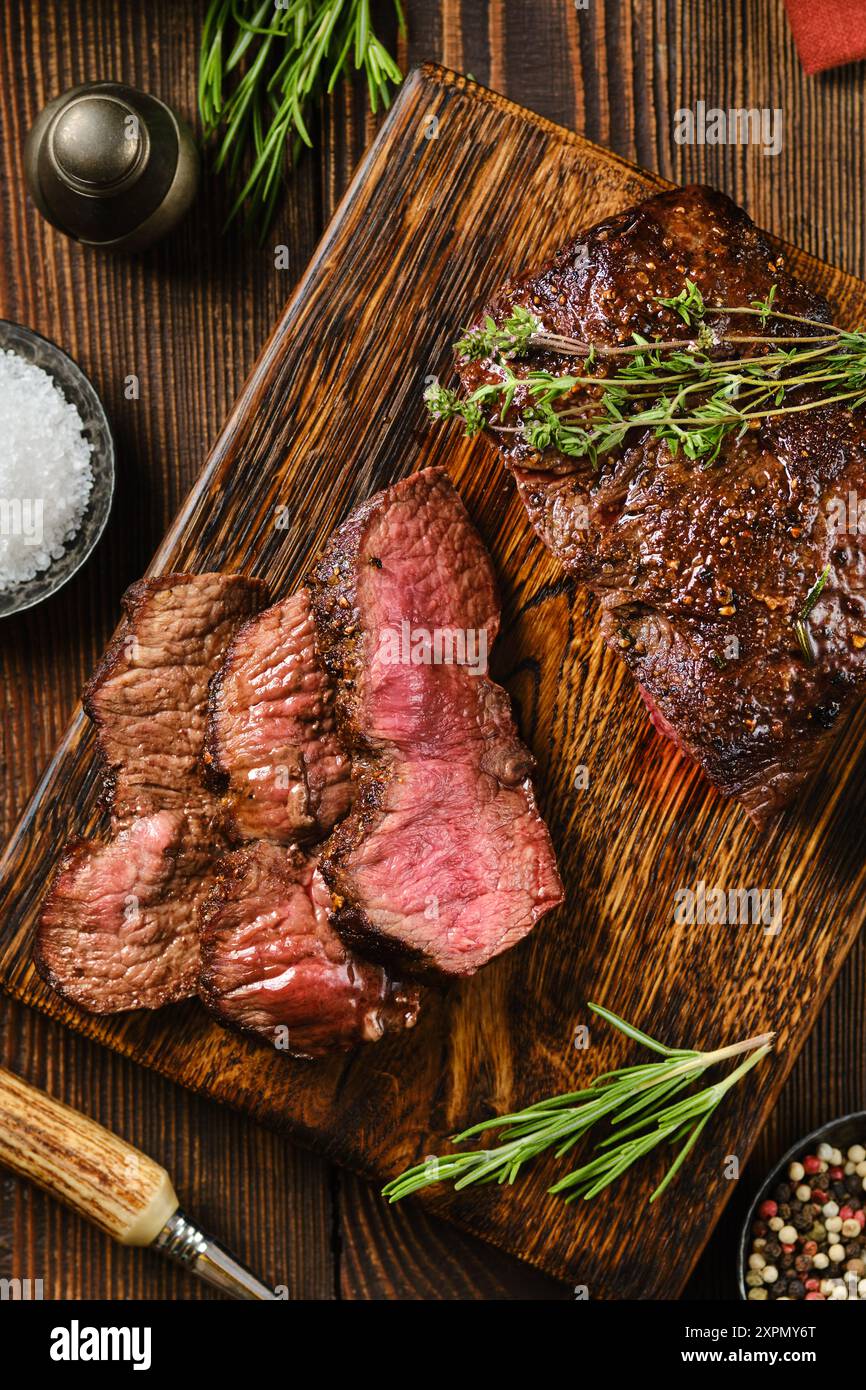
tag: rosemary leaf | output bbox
[199,0,404,236]
[792,563,831,666]
[801,562,831,619]
[381,1004,774,1206]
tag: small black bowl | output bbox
[0,319,114,618]
[738,1110,866,1299]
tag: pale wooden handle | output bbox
[0,1067,178,1245]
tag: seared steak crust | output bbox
[198,841,420,1058]
[38,572,268,1013]
[459,186,866,824]
[86,572,268,830]
[205,590,351,845]
[308,467,563,980]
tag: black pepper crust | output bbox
[459,185,866,825]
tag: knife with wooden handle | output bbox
[0,1066,278,1299]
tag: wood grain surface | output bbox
[3,52,866,1298]
[1,0,865,1302]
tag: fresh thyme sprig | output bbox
[455,306,541,361]
[199,0,404,234]
[431,286,866,469]
[382,1003,774,1206]
[793,563,831,665]
[656,277,706,324]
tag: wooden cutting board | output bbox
[2,64,866,1299]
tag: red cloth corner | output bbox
[784,0,866,73]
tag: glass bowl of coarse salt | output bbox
[0,320,114,618]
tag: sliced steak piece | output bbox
[85,572,268,829]
[309,467,563,980]
[205,590,352,845]
[37,572,267,1016]
[198,841,421,1058]
[458,185,866,825]
[36,811,213,1012]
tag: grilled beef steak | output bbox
[309,467,563,979]
[86,572,268,830]
[37,573,268,1012]
[36,811,213,1012]
[37,476,561,1028]
[205,590,351,845]
[198,841,420,1057]
[458,185,866,824]
[203,595,420,1053]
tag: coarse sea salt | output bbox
[0,348,94,591]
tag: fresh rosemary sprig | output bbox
[382,1003,774,1206]
[430,286,866,470]
[199,0,404,234]
[793,563,831,666]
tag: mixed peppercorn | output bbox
[746,1140,866,1300]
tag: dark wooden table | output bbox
[1,0,864,1301]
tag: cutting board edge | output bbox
[1,64,866,1298]
[0,913,853,1299]
[409,65,866,302]
[0,69,442,892]
[4,61,864,893]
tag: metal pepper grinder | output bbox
[25,81,199,252]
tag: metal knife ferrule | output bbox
[153,1209,279,1301]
